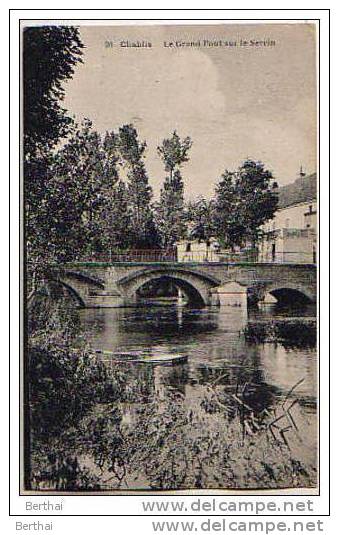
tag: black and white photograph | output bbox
[22,20,318,493]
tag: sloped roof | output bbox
[278,172,317,209]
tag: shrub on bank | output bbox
[244,319,316,348]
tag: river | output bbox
[77,301,317,490]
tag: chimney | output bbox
[299,165,306,178]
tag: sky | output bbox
[63,23,317,199]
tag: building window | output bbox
[186,243,191,253]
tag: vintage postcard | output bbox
[21,20,319,495]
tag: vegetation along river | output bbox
[76,301,317,491]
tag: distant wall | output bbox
[263,201,317,233]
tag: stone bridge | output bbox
[51,261,317,309]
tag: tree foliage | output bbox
[214,159,279,249]
[186,197,216,242]
[24,26,84,301]
[23,26,84,155]
[156,132,192,247]
[118,125,159,248]
[26,121,121,265]
[26,120,162,275]
[102,180,134,251]
[157,131,192,174]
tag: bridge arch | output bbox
[260,282,315,306]
[135,275,206,307]
[50,280,86,308]
[62,270,105,289]
[117,267,221,307]
[51,271,105,308]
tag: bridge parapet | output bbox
[53,262,316,308]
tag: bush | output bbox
[244,320,316,348]
[29,340,120,438]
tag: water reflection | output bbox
[80,303,316,413]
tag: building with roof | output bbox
[259,170,317,264]
[177,237,220,262]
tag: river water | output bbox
[78,302,317,490]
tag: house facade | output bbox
[259,171,317,264]
[177,238,220,262]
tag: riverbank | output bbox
[244,318,316,348]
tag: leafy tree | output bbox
[101,180,134,253]
[23,26,83,156]
[23,26,83,487]
[156,131,192,247]
[37,121,121,262]
[156,171,186,247]
[214,159,278,249]
[25,151,58,300]
[186,197,216,242]
[157,130,192,174]
[213,170,244,249]
[118,125,158,248]
[24,26,84,300]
